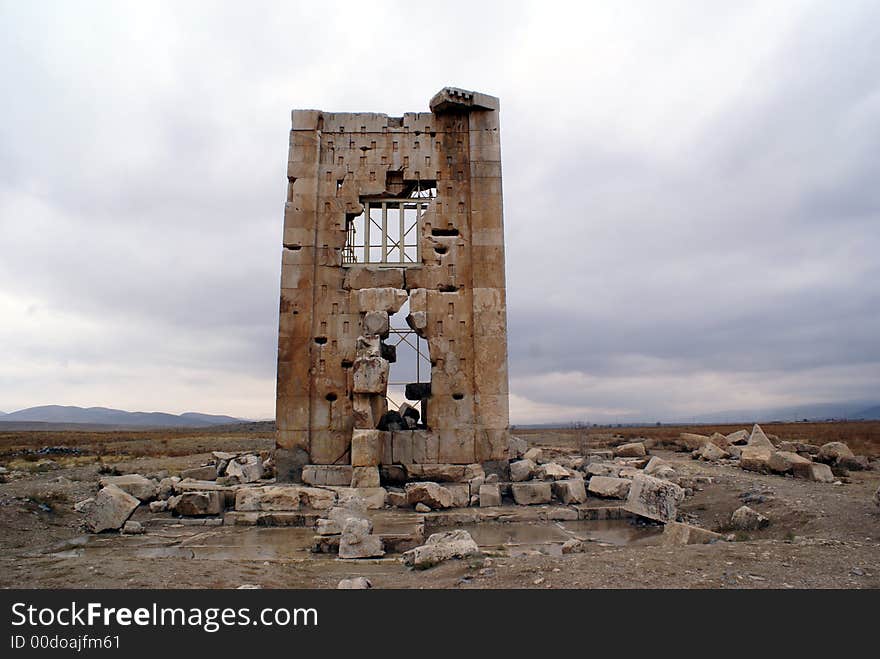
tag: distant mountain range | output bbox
[686,401,880,424]
[0,405,244,428]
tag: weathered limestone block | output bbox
[302,465,353,486]
[437,429,476,464]
[351,466,381,488]
[523,447,543,463]
[402,529,481,569]
[479,483,502,507]
[508,435,528,460]
[696,443,729,461]
[511,482,552,505]
[352,355,389,394]
[552,479,587,504]
[585,462,618,478]
[730,505,770,531]
[362,310,390,337]
[624,474,685,523]
[404,463,466,482]
[740,446,773,473]
[180,465,217,481]
[767,450,812,474]
[818,441,854,463]
[661,522,726,545]
[337,577,373,589]
[726,429,749,445]
[234,485,336,511]
[352,429,384,467]
[442,483,471,508]
[794,462,835,483]
[98,475,157,502]
[747,424,775,449]
[356,288,408,314]
[81,485,139,532]
[678,433,710,451]
[644,456,673,477]
[170,491,223,516]
[405,482,453,509]
[225,454,264,483]
[339,518,384,559]
[587,476,631,500]
[537,463,571,481]
[614,442,647,458]
[509,459,537,482]
[343,267,404,291]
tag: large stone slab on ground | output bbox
[793,462,835,483]
[536,463,570,480]
[553,479,587,504]
[405,482,453,509]
[768,451,812,474]
[696,443,728,461]
[337,577,372,589]
[624,473,685,523]
[511,482,552,505]
[81,484,140,532]
[587,476,631,500]
[402,529,481,569]
[179,465,217,481]
[726,429,749,445]
[661,522,726,545]
[614,442,646,457]
[235,485,336,511]
[730,505,769,531]
[98,475,157,502]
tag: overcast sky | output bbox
[1,1,878,423]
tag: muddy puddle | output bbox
[42,519,662,562]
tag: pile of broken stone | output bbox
[679,424,874,482]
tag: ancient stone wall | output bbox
[276,87,509,486]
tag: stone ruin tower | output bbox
[276,87,509,489]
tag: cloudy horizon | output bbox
[1,1,878,424]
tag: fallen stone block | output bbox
[561,538,590,554]
[730,505,770,531]
[402,529,481,569]
[82,485,140,532]
[678,433,710,451]
[479,483,502,507]
[767,450,812,474]
[587,476,631,500]
[170,491,223,516]
[661,522,726,545]
[725,429,749,445]
[180,465,218,481]
[149,500,168,513]
[337,577,373,589]
[404,464,466,482]
[584,462,618,478]
[156,476,179,500]
[234,485,336,511]
[509,459,536,482]
[339,518,384,559]
[838,455,869,471]
[387,490,408,507]
[747,424,775,450]
[523,447,543,463]
[405,482,453,509]
[511,482,552,505]
[98,474,158,502]
[536,462,570,481]
[644,456,675,478]
[442,483,470,508]
[696,443,728,461]
[553,479,587,504]
[708,432,730,449]
[793,462,835,483]
[740,446,773,473]
[226,454,264,483]
[614,442,646,457]
[624,473,685,523]
[818,441,854,464]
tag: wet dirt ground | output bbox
[1,435,879,589]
